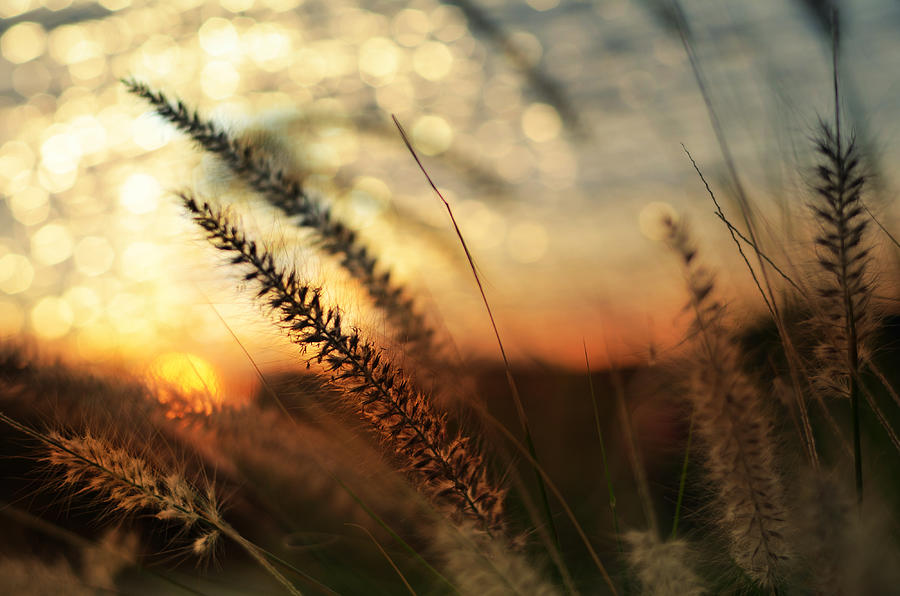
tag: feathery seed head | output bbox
[434,522,560,596]
[40,428,223,554]
[662,217,790,588]
[126,79,436,353]
[808,122,877,398]
[182,194,505,534]
[624,530,705,596]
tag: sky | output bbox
[1,0,898,399]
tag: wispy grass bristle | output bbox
[623,530,704,596]
[434,522,561,596]
[0,412,304,595]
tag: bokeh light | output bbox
[0,0,896,373]
[1,22,47,64]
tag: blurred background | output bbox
[1,0,898,400]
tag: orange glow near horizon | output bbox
[147,352,225,418]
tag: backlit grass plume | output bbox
[0,412,303,596]
[662,215,789,589]
[810,126,874,392]
[124,80,435,353]
[433,522,561,596]
[181,193,506,535]
[809,123,876,504]
[623,530,704,596]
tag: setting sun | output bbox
[148,351,223,417]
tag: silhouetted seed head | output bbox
[124,79,435,354]
[182,194,505,534]
[808,123,876,398]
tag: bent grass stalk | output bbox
[347,524,417,596]
[454,395,619,595]
[391,114,560,550]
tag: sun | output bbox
[148,352,223,418]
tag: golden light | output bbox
[521,102,561,142]
[0,300,25,336]
[411,114,453,155]
[220,0,254,13]
[10,188,50,227]
[62,286,102,327]
[41,131,82,174]
[0,0,836,371]
[148,352,224,417]
[430,6,467,42]
[73,236,115,277]
[0,0,33,19]
[31,296,74,340]
[412,41,453,81]
[639,202,679,242]
[358,37,401,81]
[201,60,240,99]
[245,23,293,71]
[198,18,239,57]
[0,140,35,179]
[455,200,506,250]
[0,254,35,295]
[30,222,73,266]
[507,221,549,263]
[120,242,162,282]
[1,22,47,64]
[392,9,431,47]
[118,173,161,215]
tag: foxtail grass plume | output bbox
[125,80,435,353]
[793,471,900,594]
[0,413,303,596]
[41,430,223,555]
[434,522,561,596]
[182,194,506,535]
[623,530,704,596]
[662,215,789,588]
[809,123,876,399]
